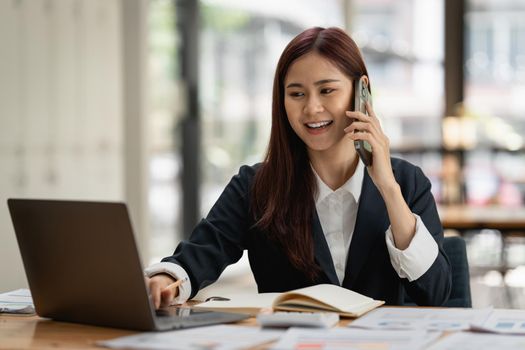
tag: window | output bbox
[351,0,445,150]
[463,0,525,206]
[465,0,525,150]
[148,0,180,262]
[199,0,345,214]
[351,0,445,200]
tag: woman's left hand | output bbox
[344,102,397,192]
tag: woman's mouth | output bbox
[305,120,333,129]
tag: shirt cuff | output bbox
[385,214,439,282]
[144,262,192,305]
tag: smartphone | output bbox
[353,76,373,166]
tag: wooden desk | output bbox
[0,315,134,349]
[0,314,293,349]
[438,205,525,232]
[438,204,525,308]
[0,314,351,350]
[438,204,525,272]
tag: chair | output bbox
[442,236,472,307]
[403,236,472,307]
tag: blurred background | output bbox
[1,0,524,308]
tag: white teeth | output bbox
[306,121,332,129]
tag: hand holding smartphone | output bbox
[353,76,373,166]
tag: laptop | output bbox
[7,198,249,331]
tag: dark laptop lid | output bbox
[8,199,156,330]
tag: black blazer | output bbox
[162,158,452,306]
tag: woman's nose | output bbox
[304,95,324,116]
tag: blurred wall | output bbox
[0,0,125,291]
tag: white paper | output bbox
[98,324,284,350]
[273,284,381,313]
[0,289,34,314]
[428,331,525,350]
[270,328,441,350]
[470,309,525,335]
[349,307,492,331]
[193,292,279,312]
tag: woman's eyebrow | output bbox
[285,79,341,89]
[285,82,303,89]
[314,79,340,85]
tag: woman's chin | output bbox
[305,137,354,155]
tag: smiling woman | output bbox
[284,52,354,152]
[145,27,452,310]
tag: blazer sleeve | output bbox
[402,165,452,306]
[160,165,256,298]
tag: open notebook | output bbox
[193,284,384,317]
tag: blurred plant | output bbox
[202,5,250,32]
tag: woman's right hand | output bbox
[147,273,178,309]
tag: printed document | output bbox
[470,309,525,335]
[0,289,34,314]
[98,324,284,350]
[348,307,492,331]
[270,328,441,350]
[428,331,525,350]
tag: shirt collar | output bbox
[313,160,365,205]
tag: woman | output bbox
[146,27,451,309]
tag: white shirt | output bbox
[313,163,362,285]
[146,161,439,303]
[313,161,438,285]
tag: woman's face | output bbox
[284,51,354,153]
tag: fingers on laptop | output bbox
[148,278,163,309]
[148,274,176,309]
[160,286,178,308]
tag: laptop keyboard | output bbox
[155,307,249,329]
[155,307,193,317]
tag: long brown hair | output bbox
[251,27,370,280]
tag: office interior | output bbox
[0,0,524,309]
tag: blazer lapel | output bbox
[312,210,340,285]
[343,168,389,288]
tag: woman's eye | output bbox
[289,92,304,97]
[321,88,334,94]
